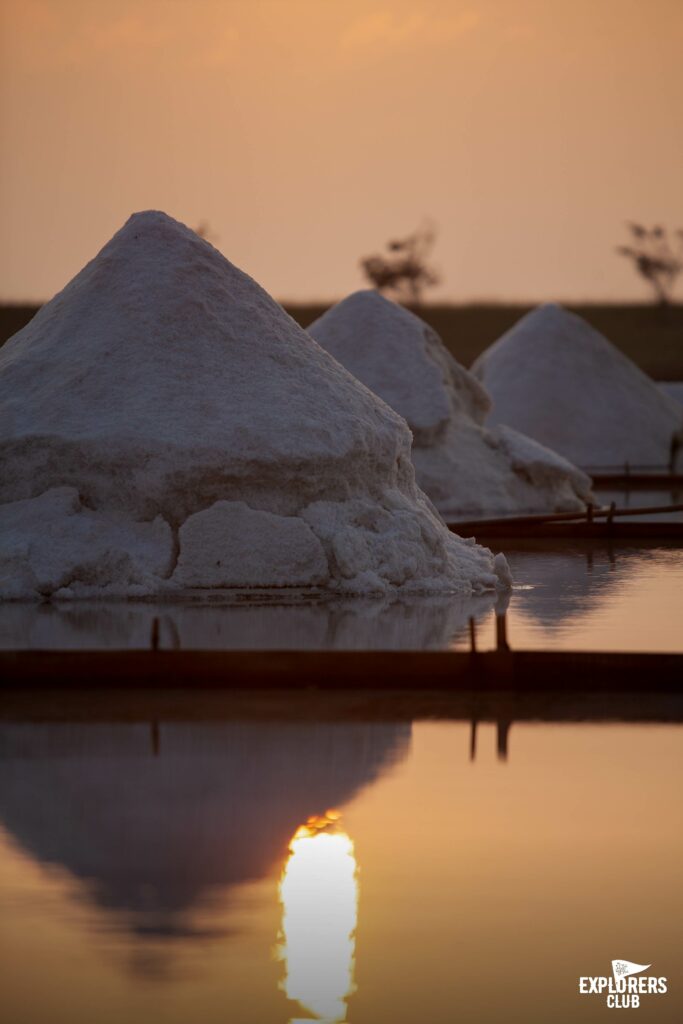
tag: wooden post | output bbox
[151,617,160,651]
[497,720,510,761]
[469,616,477,653]
[469,719,477,761]
[496,613,509,652]
[607,501,616,532]
[150,720,160,756]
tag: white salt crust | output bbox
[0,212,509,599]
[309,291,593,518]
[472,304,683,468]
[659,382,683,407]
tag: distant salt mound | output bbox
[471,304,683,469]
[0,212,507,599]
[659,382,683,407]
[308,291,592,519]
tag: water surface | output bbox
[0,719,680,1023]
[0,544,680,653]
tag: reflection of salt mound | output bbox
[472,304,683,468]
[0,592,496,651]
[0,722,409,948]
[0,213,506,599]
[309,292,592,518]
[506,547,645,628]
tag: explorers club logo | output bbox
[579,960,668,1009]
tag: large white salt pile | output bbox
[308,291,592,519]
[471,304,683,469]
[659,382,683,407]
[0,212,508,599]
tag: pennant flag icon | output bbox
[612,960,651,980]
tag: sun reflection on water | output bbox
[277,811,358,1024]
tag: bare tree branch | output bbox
[360,222,440,304]
[617,222,683,306]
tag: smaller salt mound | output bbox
[308,291,592,519]
[659,382,683,407]
[471,304,683,469]
[0,212,508,599]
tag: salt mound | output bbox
[308,291,592,518]
[660,382,683,406]
[471,304,683,468]
[0,212,507,599]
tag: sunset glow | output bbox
[278,814,358,1023]
[2,0,682,303]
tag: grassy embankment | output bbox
[1,302,682,379]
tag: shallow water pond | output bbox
[0,718,681,1023]
[0,543,680,653]
[501,542,683,652]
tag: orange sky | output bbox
[1,0,682,303]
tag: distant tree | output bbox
[617,222,683,306]
[360,222,440,304]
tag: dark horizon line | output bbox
[1,296,678,311]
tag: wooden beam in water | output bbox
[448,520,683,539]
[590,473,683,487]
[448,501,683,532]
[1,684,681,726]
[0,648,680,692]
